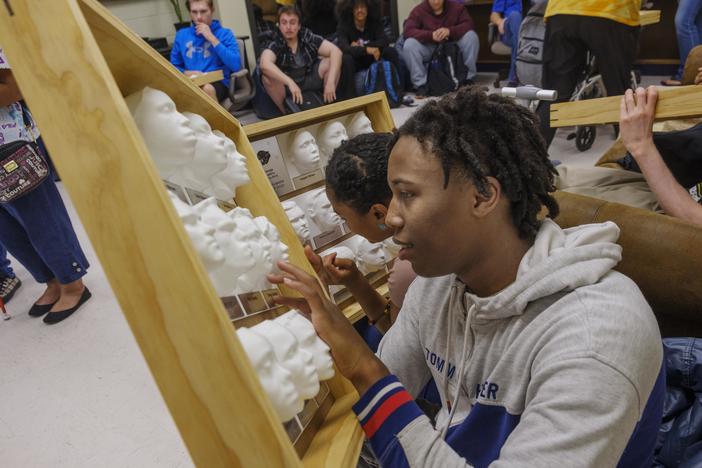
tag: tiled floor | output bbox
[0,73,666,467]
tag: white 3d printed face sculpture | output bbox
[236,327,301,422]
[346,112,374,138]
[169,193,225,271]
[316,121,348,165]
[254,216,289,269]
[193,198,258,296]
[324,246,355,261]
[282,200,311,245]
[382,238,401,258]
[209,130,250,200]
[277,311,334,381]
[228,208,274,292]
[304,188,342,231]
[288,130,321,173]
[171,112,228,192]
[254,320,320,400]
[351,237,386,275]
[125,87,197,177]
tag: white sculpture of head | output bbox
[282,200,311,245]
[192,197,257,296]
[382,238,402,258]
[304,188,342,231]
[276,310,334,380]
[351,237,386,275]
[288,130,320,173]
[125,87,197,177]
[168,193,225,271]
[171,112,228,191]
[253,320,320,399]
[254,216,289,269]
[346,112,374,138]
[208,130,251,200]
[236,327,302,422]
[316,121,348,165]
[228,208,274,292]
[324,246,355,261]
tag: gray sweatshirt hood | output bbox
[464,218,622,321]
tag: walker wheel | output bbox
[575,125,596,152]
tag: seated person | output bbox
[336,0,403,94]
[401,0,479,96]
[259,5,350,113]
[169,0,242,102]
[270,87,664,467]
[489,0,522,86]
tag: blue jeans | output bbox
[500,10,523,83]
[401,30,480,88]
[0,138,89,284]
[0,244,14,278]
[674,0,702,80]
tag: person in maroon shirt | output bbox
[400,0,479,96]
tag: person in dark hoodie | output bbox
[400,0,479,96]
[270,86,665,467]
[170,0,242,102]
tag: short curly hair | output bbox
[395,86,559,240]
[325,132,394,214]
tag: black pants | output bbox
[536,15,640,145]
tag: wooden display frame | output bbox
[244,94,396,323]
[0,0,362,466]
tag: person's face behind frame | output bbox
[385,136,490,278]
[326,187,390,244]
[279,13,301,41]
[189,0,214,26]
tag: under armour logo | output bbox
[185,41,212,59]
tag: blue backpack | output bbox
[363,60,403,108]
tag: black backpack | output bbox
[427,42,467,97]
[284,89,325,114]
[363,59,403,108]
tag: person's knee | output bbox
[382,46,400,61]
[459,30,479,49]
[506,10,522,26]
[341,53,355,73]
[403,37,423,57]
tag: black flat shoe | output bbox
[29,301,57,317]
[43,288,92,325]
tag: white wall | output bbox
[102,0,185,43]
[397,0,422,31]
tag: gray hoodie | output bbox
[352,219,665,467]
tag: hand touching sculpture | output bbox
[287,130,321,173]
[282,200,312,245]
[125,87,197,177]
[236,327,302,422]
[276,310,335,380]
[349,237,386,275]
[253,320,320,399]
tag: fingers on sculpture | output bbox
[125,87,197,177]
[349,237,387,275]
[253,320,320,400]
[324,245,355,261]
[282,200,312,245]
[169,193,226,273]
[210,130,251,201]
[236,327,302,422]
[345,112,374,138]
[276,310,335,381]
[287,129,321,174]
[303,187,343,231]
[316,121,348,166]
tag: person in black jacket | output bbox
[336,0,403,93]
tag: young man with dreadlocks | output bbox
[270,87,664,467]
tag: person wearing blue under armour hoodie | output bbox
[170,0,241,102]
[269,86,665,467]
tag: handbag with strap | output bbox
[0,103,49,203]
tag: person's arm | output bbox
[490,12,506,35]
[211,29,242,73]
[403,9,434,43]
[259,48,303,103]
[317,40,342,103]
[169,36,186,72]
[0,69,21,106]
[620,86,702,226]
[448,6,474,41]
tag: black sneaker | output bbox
[0,276,21,304]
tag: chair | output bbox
[222,36,256,114]
[487,23,512,88]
